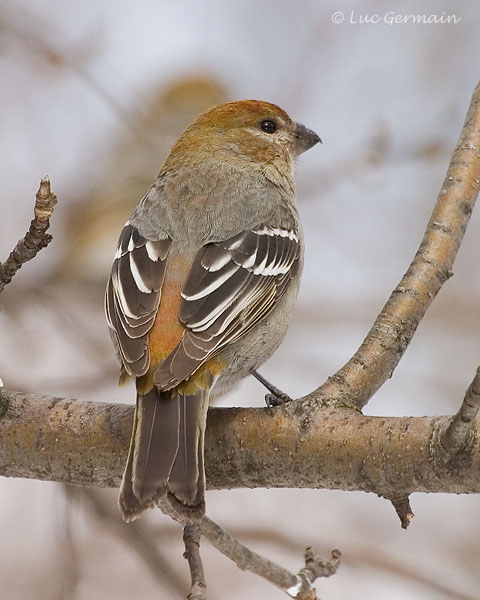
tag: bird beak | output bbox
[293,123,322,156]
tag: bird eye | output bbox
[259,119,277,134]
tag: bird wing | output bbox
[153,224,301,390]
[105,222,171,377]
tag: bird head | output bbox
[163,100,320,193]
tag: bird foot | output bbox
[250,369,294,407]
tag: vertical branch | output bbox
[183,524,207,600]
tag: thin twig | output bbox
[441,366,480,454]
[305,80,480,411]
[183,524,206,600]
[200,516,340,598]
[157,503,341,598]
[0,176,57,293]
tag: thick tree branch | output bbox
[306,81,480,411]
[1,390,479,497]
[0,176,57,293]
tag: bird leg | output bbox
[250,369,294,406]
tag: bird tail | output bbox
[119,388,208,522]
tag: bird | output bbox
[105,99,321,522]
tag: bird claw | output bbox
[264,392,293,407]
[250,369,294,407]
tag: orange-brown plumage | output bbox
[162,100,294,170]
[148,253,193,363]
[137,249,227,395]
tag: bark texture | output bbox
[1,391,479,496]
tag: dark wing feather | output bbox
[153,224,301,389]
[105,222,171,377]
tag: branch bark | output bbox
[0,176,57,293]
[1,391,479,497]
[183,524,206,600]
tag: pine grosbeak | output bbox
[105,100,320,521]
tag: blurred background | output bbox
[1,1,479,598]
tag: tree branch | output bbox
[200,517,340,599]
[441,366,480,454]
[306,81,480,411]
[1,390,479,497]
[0,176,57,293]
[183,524,206,600]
